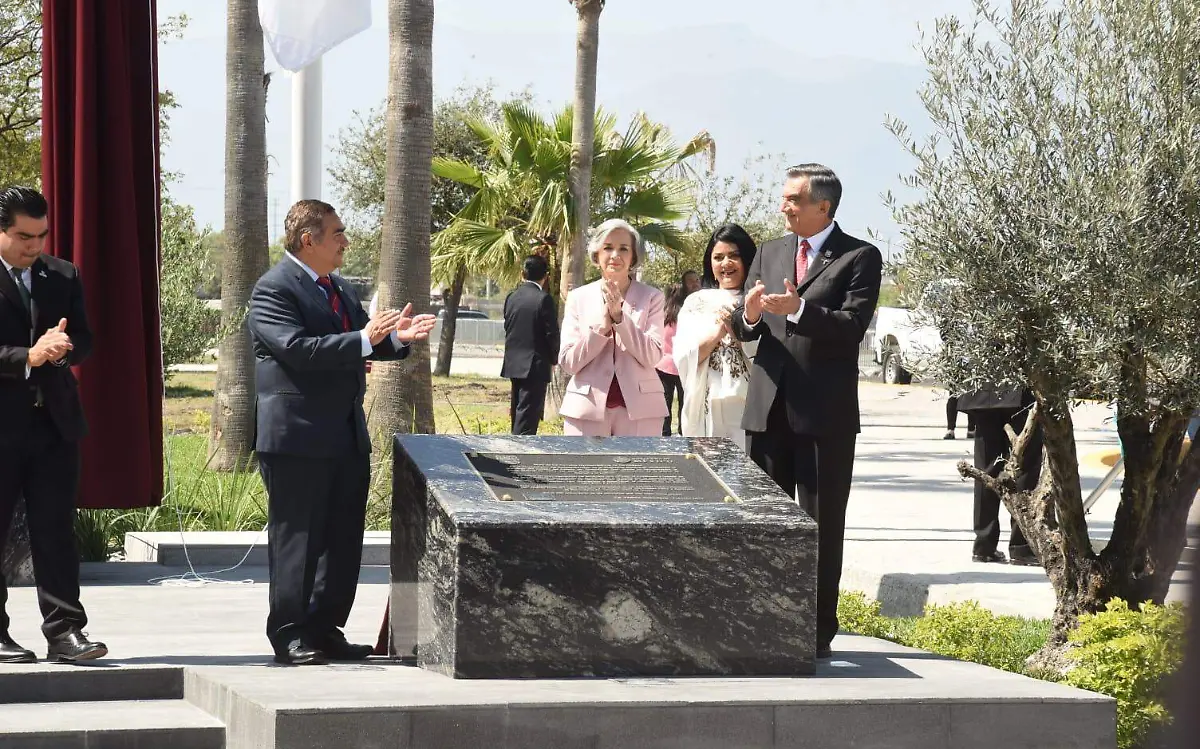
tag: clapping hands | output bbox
[365,304,437,345]
[601,278,625,324]
[744,278,801,323]
[394,303,437,344]
[28,318,72,367]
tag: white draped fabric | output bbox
[672,288,757,450]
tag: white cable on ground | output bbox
[144,503,266,587]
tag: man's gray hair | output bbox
[786,163,842,218]
[587,218,643,268]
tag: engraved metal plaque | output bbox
[466,452,738,503]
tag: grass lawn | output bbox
[163,370,550,436]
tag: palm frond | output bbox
[431,156,485,188]
[635,221,689,253]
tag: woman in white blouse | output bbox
[672,223,759,448]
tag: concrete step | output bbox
[0,699,224,748]
[0,665,182,705]
[123,531,390,567]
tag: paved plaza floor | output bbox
[2,380,1162,748]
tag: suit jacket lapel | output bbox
[28,257,47,331]
[0,261,32,327]
[786,234,800,288]
[797,225,845,292]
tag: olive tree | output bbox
[888,0,1200,646]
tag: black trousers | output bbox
[747,396,856,650]
[945,396,976,432]
[258,451,371,653]
[0,409,85,639]
[971,408,1042,556]
[510,377,548,436]
[658,370,683,436]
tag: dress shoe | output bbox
[1009,550,1040,567]
[943,430,956,440]
[273,642,328,666]
[46,630,107,662]
[319,636,373,661]
[972,550,1007,564]
[0,633,36,664]
[966,429,976,439]
[815,645,833,659]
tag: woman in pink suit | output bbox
[558,219,667,436]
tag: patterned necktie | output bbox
[315,277,351,332]
[795,238,812,285]
[11,267,31,315]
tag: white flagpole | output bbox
[290,58,323,203]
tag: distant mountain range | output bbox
[162,20,933,254]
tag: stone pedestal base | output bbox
[390,436,818,679]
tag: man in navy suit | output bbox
[500,255,559,435]
[248,199,435,665]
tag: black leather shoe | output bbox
[46,630,107,662]
[319,635,373,661]
[972,550,1007,564]
[1009,551,1040,567]
[0,633,36,664]
[815,645,833,659]
[273,642,328,666]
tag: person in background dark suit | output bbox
[0,186,106,664]
[248,200,435,666]
[957,387,1041,566]
[501,255,559,435]
[732,164,883,660]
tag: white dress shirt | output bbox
[285,252,404,354]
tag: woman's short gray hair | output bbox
[587,218,642,269]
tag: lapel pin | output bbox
[38,270,47,277]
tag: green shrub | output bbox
[906,600,1049,673]
[1064,599,1187,749]
[836,590,918,643]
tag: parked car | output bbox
[439,308,489,320]
[873,280,959,384]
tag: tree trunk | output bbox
[960,396,1199,648]
[368,0,435,439]
[432,263,466,376]
[209,0,268,470]
[561,0,602,306]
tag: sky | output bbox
[157,0,979,253]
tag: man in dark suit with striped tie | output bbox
[732,164,883,660]
[0,186,106,664]
[248,200,435,665]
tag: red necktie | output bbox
[316,277,351,332]
[795,238,812,284]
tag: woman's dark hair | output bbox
[663,283,687,326]
[701,223,758,288]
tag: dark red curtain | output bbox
[41,0,163,509]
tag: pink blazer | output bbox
[558,279,668,422]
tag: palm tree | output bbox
[369,0,436,438]
[563,0,605,304]
[430,103,712,291]
[209,0,268,470]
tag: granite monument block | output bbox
[390,435,818,678]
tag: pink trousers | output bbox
[562,407,663,437]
